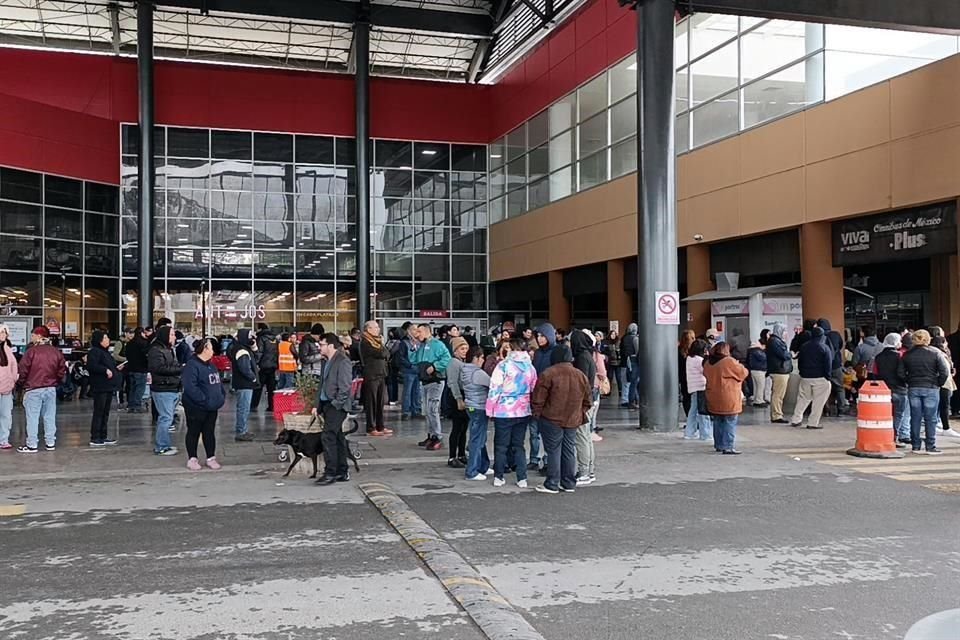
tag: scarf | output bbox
[363,331,383,350]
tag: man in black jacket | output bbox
[789,327,833,429]
[766,323,793,424]
[251,323,278,412]
[228,328,260,442]
[124,326,153,412]
[898,329,949,454]
[147,326,181,455]
[874,333,909,445]
[817,318,849,414]
[312,333,354,484]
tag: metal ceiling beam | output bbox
[674,0,960,34]
[153,0,493,36]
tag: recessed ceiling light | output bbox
[490,154,502,159]
[421,150,437,156]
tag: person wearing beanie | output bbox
[874,332,909,445]
[444,335,470,467]
[16,326,66,453]
[228,328,260,442]
[86,330,122,446]
[532,344,593,494]
[147,325,182,456]
[360,320,393,437]
[181,338,227,470]
[251,323,279,412]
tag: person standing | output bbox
[299,324,326,380]
[16,327,66,453]
[252,323,279,412]
[277,332,299,390]
[571,330,598,485]
[398,322,422,420]
[947,322,960,417]
[604,329,623,401]
[684,339,713,441]
[385,327,401,406]
[899,329,948,455]
[181,338,226,471]
[0,323,18,450]
[123,326,153,413]
[486,339,537,488]
[930,333,959,439]
[147,326,181,456]
[461,346,492,481]
[86,330,121,447]
[528,322,558,470]
[410,324,451,451]
[112,327,131,406]
[678,330,695,417]
[313,333,354,485]
[852,326,884,374]
[790,327,835,430]
[817,318,849,415]
[703,342,749,454]
[532,345,593,494]
[874,333,909,446]
[619,323,640,408]
[766,323,793,424]
[747,340,769,408]
[445,336,470,467]
[228,328,260,442]
[360,320,393,436]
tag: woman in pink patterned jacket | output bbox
[486,339,538,490]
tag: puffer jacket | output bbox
[461,363,491,411]
[256,329,279,370]
[685,355,706,393]
[486,350,538,418]
[898,346,949,389]
[228,328,260,390]
[147,327,182,393]
[299,334,324,377]
[0,342,18,395]
[86,334,121,394]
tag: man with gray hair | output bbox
[360,320,392,436]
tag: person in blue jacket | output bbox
[181,338,227,471]
[409,324,452,450]
[789,327,834,429]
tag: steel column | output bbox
[635,0,678,431]
[355,4,371,325]
[136,1,155,330]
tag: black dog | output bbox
[274,421,360,479]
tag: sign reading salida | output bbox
[832,201,957,267]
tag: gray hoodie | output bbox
[852,335,883,368]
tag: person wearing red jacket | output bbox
[17,326,66,453]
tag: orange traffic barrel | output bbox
[847,380,905,459]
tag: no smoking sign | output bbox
[655,291,680,325]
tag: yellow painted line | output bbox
[442,576,493,589]
[0,504,26,517]
[886,472,960,482]
[835,462,960,474]
[767,447,857,454]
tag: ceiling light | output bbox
[489,154,502,159]
[177,224,190,228]
[421,150,437,156]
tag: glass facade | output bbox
[0,166,120,338]
[120,125,488,334]
[492,14,960,222]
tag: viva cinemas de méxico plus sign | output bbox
[832,201,957,267]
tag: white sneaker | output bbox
[467,473,487,481]
[517,479,528,489]
[941,428,960,439]
[591,432,603,442]
[485,468,495,475]
[576,476,595,487]
[493,477,505,487]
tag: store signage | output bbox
[0,317,30,347]
[762,297,802,315]
[45,318,61,336]
[420,310,449,319]
[711,299,748,315]
[655,291,680,325]
[194,305,267,320]
[832,202,957,266]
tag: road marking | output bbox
[887,472,960,482]
[0,504,25,517]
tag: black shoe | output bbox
[417,436,432,447]
[722,449,742,455]
[538,467,548,476]
[790,422,803,428]
[898,438,913,445]
[526,462,540,471]
[457,456,468,465]
[620,402,630,408]
[447,458,465,469]
[235,432,256,442]
[316,476,337,485]
[336,472,351,482]
[806,424,824,430]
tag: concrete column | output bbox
[606,259,632,332]
[800,222,844,329]
[686,243,712,334]
[548,270,570,330]
[930,254,960,331]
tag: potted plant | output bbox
[281,373,323,433]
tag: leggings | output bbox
[449,410,468,459]
[185,407,218,460]
[940,388,952,431]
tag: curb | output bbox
[358,482,545,640]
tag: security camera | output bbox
[693,234,704,242]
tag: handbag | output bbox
[599,376,611,396]
[697,391,711,417]
[418,362,441,384]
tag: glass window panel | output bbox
[295,135,334,164]
[85,182,118,214]
[548,130,575,171]
[0,201,42,235]
[121,125,165,157]
[490,196,505,224]
[691,39,738,107]
[84,244,118,276]
[375,252,413,279]
[167,127,208,158]
[86,213,119,244]
[211,160,254,191]
[690,13,738,59]
[165,251,209,277]
[744,54,824,128]
[549,93,576,137]
[83,276,120,310]
[373,224,412,253]
[489,137,506,170]
[507,189,526,218]
[1,237,42,270]
[166,190,209,219]
[211,220,252,248]
[296,222,337,250]
[451,171,487,201]
[578,151,607,191]
[414,282,448,311]
[374,281,413,311]
[677,68,689,113]
[377,197,413,226]
[824,51,935,100]
[610,56,637,104]
[451,228,487,254]
[413,142,450,170]
[506,157,526,192]
[335,137,357,166]
[254,251,295,278]
[527,145,549,182]
[45,208,83,241]
[578,73,608,121]
[120,159,166,190]
[610,95,637,143]
[741,20,822,83]
[414,254,449,282]
[44,239,83,272]
[210,251,254,278]
[675,18,689,67]
[336,252,356,278]
[489,167,506,200]
[295,165,339,195]
[412,171,448,199]
[253,221,293,248]
[410,226,450,253]
[45,176,83,209]
[452,255,485,282]
[372,169,413,199]
[549,167,572,202]
[210,191,251,219]
[375,140,412,168]
[691,91,739,148]
[163,157,211,190]
[253,163,295,193]
[528,177,549,210]
[740,16,766,32]
[212,130,252,160]
[254,133,293,162]
[506,125,526,162]
[826,25,960,58]
[296,282,336,309]
[253,193,293,221]
[452,201,487,228]
[527,111,549,149]
[611,138,637,178]
[578,111,608,158]
[676,112,690,153]
[411,200,449,227]
[0,167,42,203]
[295,194,336,223]
[451,144,486,172]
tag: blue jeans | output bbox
[0,392,13,445]
[528,418,542,466]
[277,372,296,390]
[465,408,491,478]
[613,366,626,399]
[494,417,528,481]
[891,392,909,441]
[128,372,148,410]
[401,370,421,416]
[539,418,577,491]
[684,391,713,440]
[235,388,253,435]
[620,357,639,404]
[908,387,939,451]
[23,387,57,448]
[712,414,738,451]
[152,391,178,452]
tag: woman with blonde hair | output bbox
[899,329,949,455]
[0,323,18,449]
